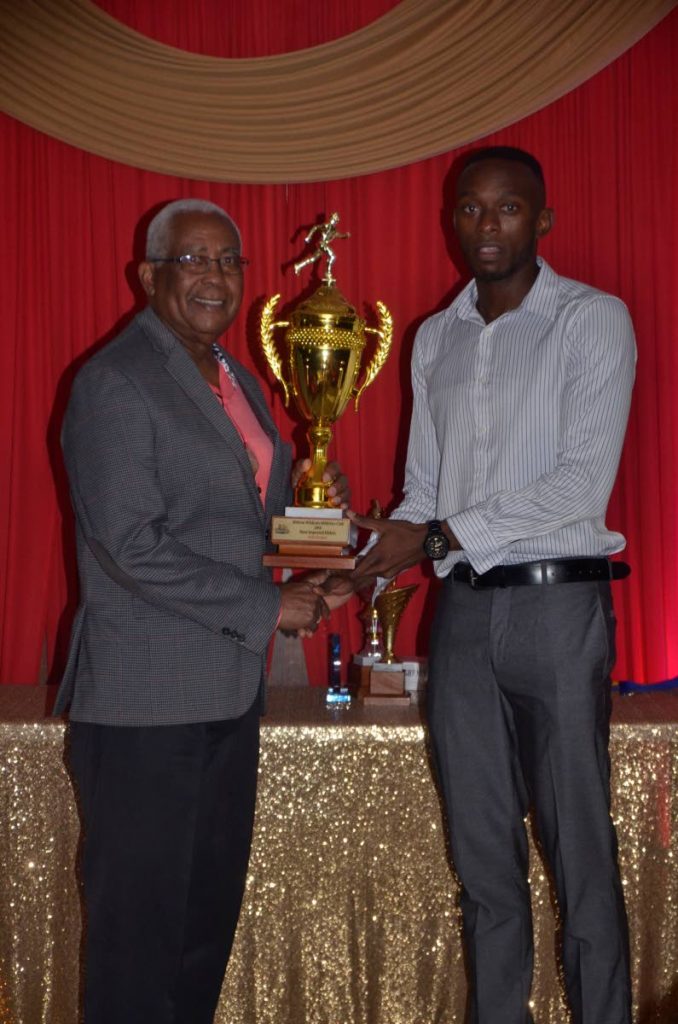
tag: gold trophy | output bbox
[364,584,418,706]
[261,214,393,568]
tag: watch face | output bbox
[424,530,449,560]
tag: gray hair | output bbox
[146,199,242,259]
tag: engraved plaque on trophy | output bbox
[261,213,393,569]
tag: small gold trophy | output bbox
[261,214,393,568]
[364,584,418,706]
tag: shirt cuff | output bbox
[446,507,505,575]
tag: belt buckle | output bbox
[468,567,479,589]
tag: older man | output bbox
[55,199,345,1024]
[350,147,635,1024]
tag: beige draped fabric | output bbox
[0,0,675,183]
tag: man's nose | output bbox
[478,209,500,232]
[201,257,229,280]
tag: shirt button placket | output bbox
[472,325,493,500]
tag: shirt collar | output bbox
[447,257,560,325]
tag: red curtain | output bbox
[1,2,677,686]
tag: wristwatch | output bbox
[423,520,450,560]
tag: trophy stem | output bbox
[374,585,418,665]
[295,424,334,508]
[381,621,398,664]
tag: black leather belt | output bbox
[452,558,631,589]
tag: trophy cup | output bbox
[364,584,418,706]
[261,214,393,569]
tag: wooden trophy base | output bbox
[264,511,355,569]
[363,694,411,707]
[263,552,356,569]
[362,663,411,707]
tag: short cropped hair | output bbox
[461,146,545,190]
[146,199,242,259]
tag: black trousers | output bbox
[68,697,260,1024]
[427,579,631,1024]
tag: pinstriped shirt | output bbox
[392,258,636,576]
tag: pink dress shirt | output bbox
[209,362,274,503]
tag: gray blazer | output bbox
[54,307,292,726]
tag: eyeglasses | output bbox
[150,253,250,275]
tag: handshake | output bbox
[276,458,360,638]
[277,571,358,638]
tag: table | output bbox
[1,686,677,1023]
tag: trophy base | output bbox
[369,665,405,696]
[263,553,356,569]
[361,663,409,706]
[363,694,411,707]
[325,686,352,706]
[265,508,354,569]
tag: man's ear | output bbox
[537,207,555,239]
[138,261,155,298]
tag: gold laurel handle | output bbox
[260,294,290,406]
[353,300,393,411]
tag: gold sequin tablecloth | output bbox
[1,687,677,1024]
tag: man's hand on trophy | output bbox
[278,578,330,638]
[347,514,432,586]
[291,459,351,508]
[324,462,351,508]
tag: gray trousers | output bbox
[427,577,631,1024]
